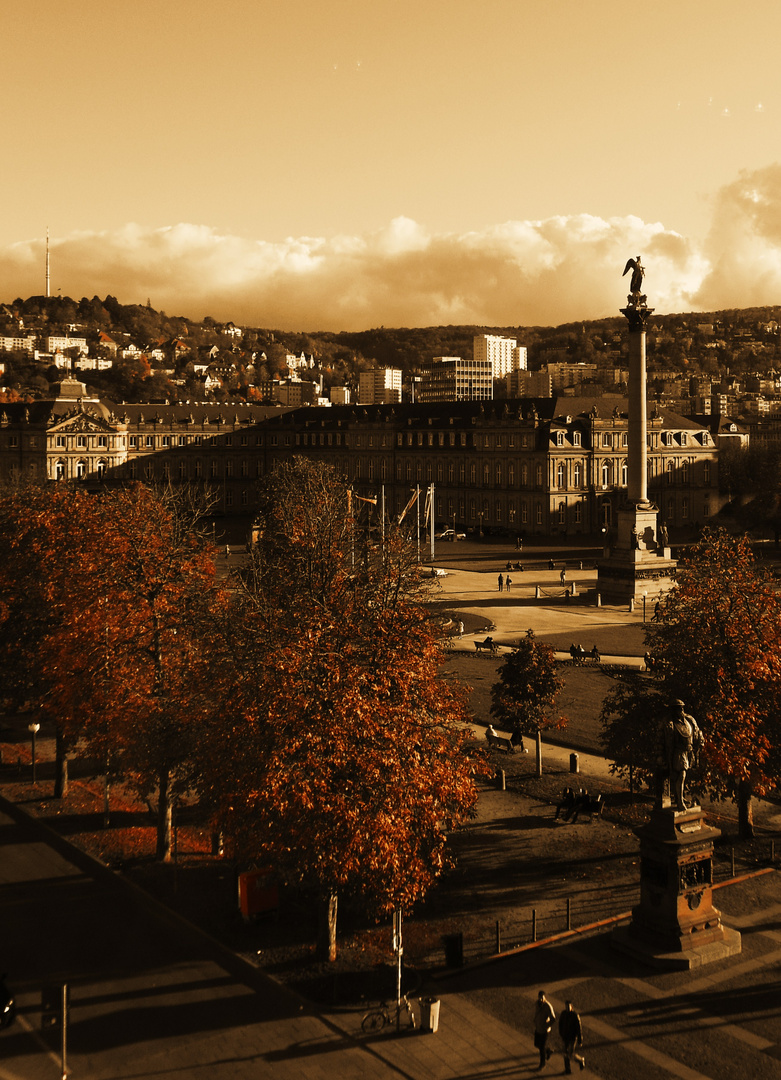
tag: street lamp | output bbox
[27,722,40,785]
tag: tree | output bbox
[195,458,481,961]
[599,674,666,794]
[0,482,223,858]
[647,528,781,837]
[490,630,566,777]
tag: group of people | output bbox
[505,560,524,572]
[569,643,600,664]
[534,991,585,1072]
[497,573,514,592]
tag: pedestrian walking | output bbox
[548,558,555,570]
[533,990,556,1070]
[457,620,464,639]
[498,573,504,591]
[560,567,566,585]
[559,1000,585,1072]
[505,576,512,592]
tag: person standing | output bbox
[533,990,556,1069]
[558,1000,585,1072]
[505,576,512,592]
[560,567,566,586]
[498,572,504,591]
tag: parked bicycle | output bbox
[361,993,417,1033]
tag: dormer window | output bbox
[573,431,581,447]
[556,431,565,447]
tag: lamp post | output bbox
[28,722,40,785]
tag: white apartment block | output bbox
[473,334,526,378]
[358,367,402,404]
[0,334,37,355]
[46,335,88,357]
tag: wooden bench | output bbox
[474,638,498,656]
[485,727,514,753]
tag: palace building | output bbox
[0,381,723,535]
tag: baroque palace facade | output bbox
[0,379,722,535]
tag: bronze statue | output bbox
[622,256,646,304]
[660,700,703,811]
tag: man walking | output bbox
[559,1000,585,1072]
[498,572,504,591]
[533,990,555,1069]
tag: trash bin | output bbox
[420,996,441,1033]
[443,932,463,967]
[570,752,579,774]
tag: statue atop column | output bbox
[623,256,647,307]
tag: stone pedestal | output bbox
[613,806,741,969]
[597,501,677,603]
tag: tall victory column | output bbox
[597,257,677,603]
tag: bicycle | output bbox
[361,993,417,1033]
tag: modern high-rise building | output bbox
[417,357,493,402]
[358,367,402,404]
[473,334,527,378]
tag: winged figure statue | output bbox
[623,256,645,297]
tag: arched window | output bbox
[621,463,628,486]
[601,463,612,487]
[76,460,87,479]
[557,463,565,488]
[96,459,107,479]
[573,463,581,487]
[55,460,66,481]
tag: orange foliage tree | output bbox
[647,528,781,837]
[0,481,223,859]
[196,459,481,961]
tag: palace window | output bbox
[573,463,581,487]
[557,464,565,488]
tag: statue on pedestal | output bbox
[658,700,703,811]
[623,256,647,307]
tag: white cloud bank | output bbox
[3,167,781,330]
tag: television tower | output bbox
[45,227,50,298]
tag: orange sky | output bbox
[3,0,781,328]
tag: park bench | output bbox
[555,787,604,822]
[474,637,498,656]
[485,727,514,753]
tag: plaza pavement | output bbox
[4,557,781,1079]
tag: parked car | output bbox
[436,528,466,540]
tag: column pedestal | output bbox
[613,806,741,969]
[597,501,677,602]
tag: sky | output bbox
[3,0,781,330]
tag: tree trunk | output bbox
[156,766,174,862]
[316,890,338,962]
[53,727,69,799]
[738,778,754,840]
[535,729,542,778]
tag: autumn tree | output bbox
[490,630,566,777]
[0,483,96,795]
[195,458,480,961]
[599,674,666,794]
[0,481,223,859]
[647,528,781,837]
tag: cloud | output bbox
[693,165,781,311]
[2,169,781,330]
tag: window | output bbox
[179,435,187,446]
[97,436,107,448]
[448,463,454,483]
[667,460,675,484]
[601,463,612,487]
[535,503,543,525]
[194,459,202,479]
[241,459,249,478]
[145,435,154,448]
[225,460,234,478]
[55,460,66,480]
[621,463,628,486]
[622,432,628,447]
[241,489,249,506]
[681,433,688,446]
[470,464,476,484]
[574,501,582,525]
[574,463,581,487]
[162,435,170,447]
[210,460,218,479]
[558,501,566,525]
[704,462,711,484]
[681,459,690,484]
[96,460,107,478]
[521,501,528,524]
[77,435,87,448]
[76,460,86,478]
[602,433,611,447]
[483,464,490,485]
[557,464,565,488]
[56,435,66,448]
[128,461,137,479]
[681,496,689,519]
[178,460,187,480]
[556,431,565,447]
[535,464,543,486]
[572,431,581,447]
[508,464,515,485]
[495,501,502,522]
[495,464,502,485]
[521,463,528,486]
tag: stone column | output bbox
[623,303,653,507]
